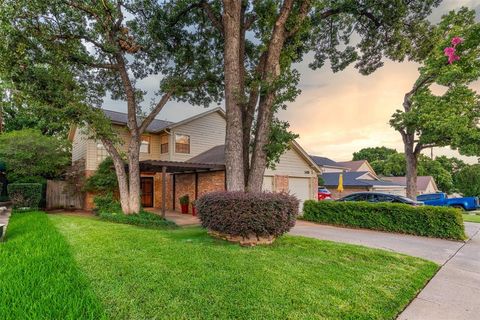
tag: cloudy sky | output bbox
[106,0,480,163]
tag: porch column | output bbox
[161,166,166,218]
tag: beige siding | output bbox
[322,167,346,173]
[265,148,316,178]
[168,111,226,162]
[71,127,88,164]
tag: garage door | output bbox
[288,177,311,212]
[262,176,273,192]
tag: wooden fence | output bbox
[46,180,84,210]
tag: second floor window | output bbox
[175,134,190,154]
[97,142,108,164]
[160,135,168,154]
[140,135,150,153]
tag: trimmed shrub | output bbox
[302,200,466,240]
[7,183,43,209]
[197,191,299,239]
[93,193,122,214]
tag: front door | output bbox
[140,177,154,208]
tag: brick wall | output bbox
[84,170,96,210]
[153,172,173,210]
[174,173,196,213]
[274,175,289,192]
[197,171,225,197]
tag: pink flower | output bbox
[451,37,464,47]
[444,47,455,56]
[448,54,460,64]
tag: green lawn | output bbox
[1,212,438,319]
[463,213,480,223]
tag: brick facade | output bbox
[273,175,289,192]
[197,171,225,197]
[173,173,196,213]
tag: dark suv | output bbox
[338,192,423,206]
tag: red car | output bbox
[318,187,332,201]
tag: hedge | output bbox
[302,200,466,240]
[7,183,43,209]
[197,191,299,238]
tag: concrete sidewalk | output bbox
[290,221,480,320]
[291,220,479,263]
[399,223,480,320]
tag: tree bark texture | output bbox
[222,0,245,191]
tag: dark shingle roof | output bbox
[310,155,343,167]
[103,109,173,133]
[187,145,225,165]
[322,172,404,187]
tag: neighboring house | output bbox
[322,171,406,199]
[69,108,320,212]
[335,160,377,176]
[382,176,439,195]
[309,156,349,173]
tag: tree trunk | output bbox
[404,135,418,199]
[127,138,141,214]
[222,0,245,191]
[247,0,293,192]
[101,138,131,213]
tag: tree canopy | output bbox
[455,164,480,197]
[0,129,71,183]
[353,147,398,163]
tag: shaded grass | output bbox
[463,213,480,223]
[50,214,438,320]
[0,212,106,319]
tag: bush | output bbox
[7,183,43,209]
[197,191,299,239]
[83,157,118,194]
[98,210,177,229]
[93,193,121,214]
[93,194,176,229]
[302,200,466,240]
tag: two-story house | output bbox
[69,108,320,212]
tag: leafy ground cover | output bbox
[50,214,437,319]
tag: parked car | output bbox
[318,187,332,201]
[416,193,479,211]
[338,192,423,206]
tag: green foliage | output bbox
[50,214,437,319]
[265,119,299,169]
[93,193,121,214]
[179,194,189,205]
[98,210,177,230]
[93,192,176,230]
[0,129,70,183]
[7,183,42,209]
[318,175,325,186]
[83,158,118,194]
[455,164,480,197]
[418,157,453,193]
[0,212,107,319]
[353,147,398,162]
[303,200,466,240]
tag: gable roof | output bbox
[310,155,342,167]
[188,141,321,173]
[102,107,225,133]
[383,176,438,192]
[336,160,368,171]
[322,171,405,188]
[103,109,173,133]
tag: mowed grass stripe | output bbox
[51,214,438,320]
[0,212,106,320]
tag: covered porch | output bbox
[138,160,225,218]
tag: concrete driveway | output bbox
[290,221,480,320]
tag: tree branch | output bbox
[138,91,173,134]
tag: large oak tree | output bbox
[0,0,221,213]
[163,0,441,192]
